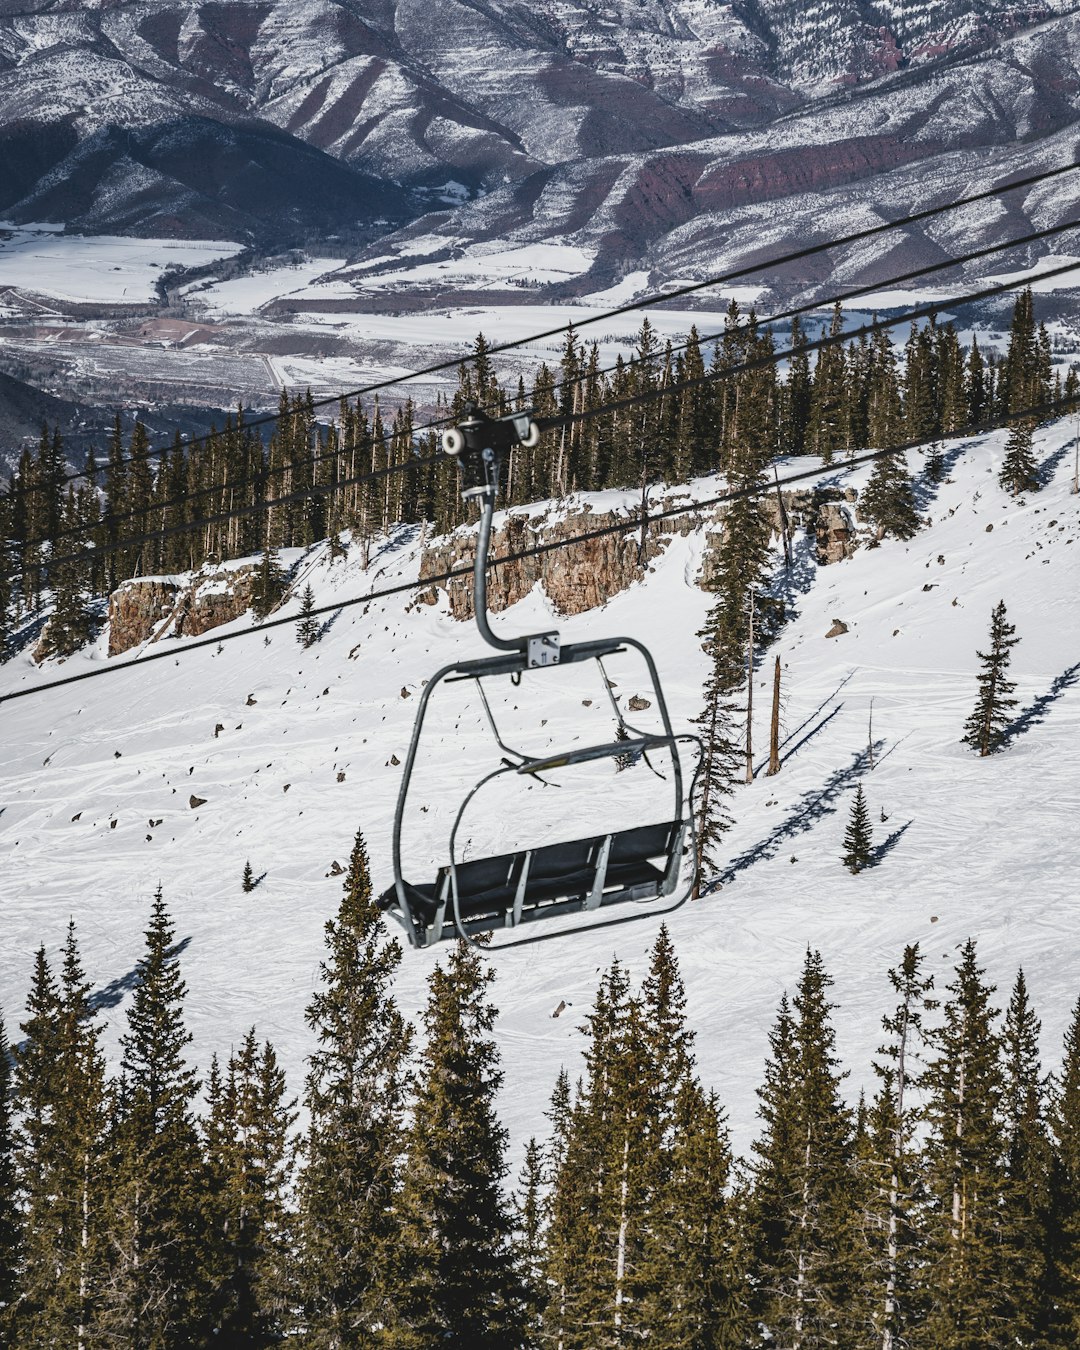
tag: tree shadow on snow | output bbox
[769,528,819,620]
[912,439,974,513]
[1038,437,1076,487]
[712,743,881,888]
[872,819,913,866]
[88,935,192,1012]
[1003,662,1080,746]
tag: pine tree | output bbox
[296,582,318,648]
[0,1011,19,1332]
[842,783,873,873]
[242,860,255,894]
[295,828,413,1344]
[998,970,1052,1346]
[962,600,1020,756]
[514,1138,545,1337]
[251,541,284,621]
[861,451,920,543]
[748,951,858,1347]
[863,945,937,1350]
[1048,994,1080,1345]
[921,939,1008,1350]
[691,596,740,893]
[999,420,1039,496]
[93,888,211,1348]
[386,939,524,1349]
[205,1031,295,1347]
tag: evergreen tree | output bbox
[0,1011,19,1332]
[251,542,285,621]
[1048,995,1080,1345]
[748,951,858,1347]
[205,1031,295,1347]
[999,970,1052,1346]
[863,945,937,1350]
[921,940,1007,1350]
[842,783,873,873]
[93,888,211,1348]
[296,828,413,1344]
[962,600,1020,756]
[1000,420,1040,496]
[242,860,255,894]
[861,451,920,542]
[296,583,318,648]
[691,595,741,893]
[514,1137,545,1337]
[386,939,524,1349]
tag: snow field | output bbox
[1,427,1079,1167]
[0,226,243,304]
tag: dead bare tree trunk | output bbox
[745,590,755,783]
[767,655,781,776]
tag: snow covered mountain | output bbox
[2,0,1080,271]
[2,425,1078,1159]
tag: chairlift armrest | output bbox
[517,734,669,775]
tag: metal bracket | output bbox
[527,632,560,668]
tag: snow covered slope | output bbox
[2,427,1079,1161]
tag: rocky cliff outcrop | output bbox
[418,485,860,619]
[108,564,259,656]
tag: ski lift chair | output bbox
[377,405,696,949]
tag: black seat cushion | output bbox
[389,821,681,928]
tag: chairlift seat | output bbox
[378,819,685,944]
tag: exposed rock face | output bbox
[108,579,183,657]
[419,484,861,619]
[107,565,258,656]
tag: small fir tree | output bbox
[242,860,255,893]
[0,1012,19,1329]
[962,600,1020,756]
[295,829,413,1343]
[93,888,211,1348]
[842,783,873,873]
[861,451,920,542]
[204,1031,296,1347]
[296,583,318,648]
[251,542,284,621]
[998,970,1053,1346]
[386,939,525,1349]
[921,940,1008,1350]
[1000,420,1039,496]
[691,596,741,894]
[1048,995,1080,1345]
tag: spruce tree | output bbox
[296,583,318,648]
[514,1138,545,1337]
[1048,994,1080,1345]
[921,939,1008,1350]
[205,1031,295,1347]
[842,783,873,873]
[386,939,524,1349]
[296,828,413,1344]
[691,595,740,893]
[251,542,284,621]
[1000,420,1040,496]
[861,451,920,542]
[863,944,937,1350]
[93,888,211,1348]
[999,970,1052,1346]
[0,1012,19,1331]
[10,945,63,1339]
[962,600,1020,756]
[748,951,858,1347]
[242,860,255,894]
